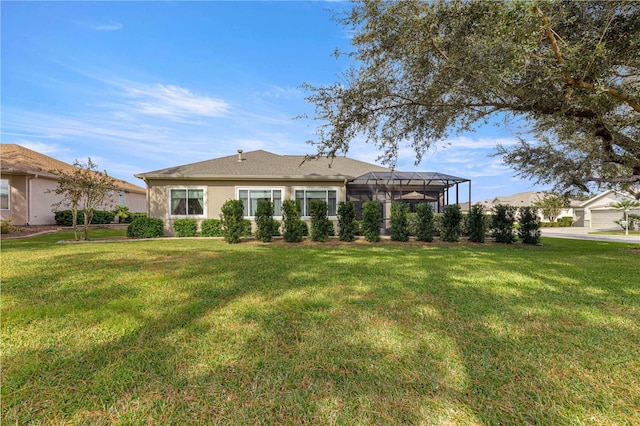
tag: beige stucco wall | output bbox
[144,178,347,235]
[29,177,63,225]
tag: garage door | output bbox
[591,209,623,229]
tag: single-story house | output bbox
[1,144,146,225]
[476,191,575,222]
[572,190,640,229]
[135,149,471,235]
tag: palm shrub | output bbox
[220,199,245,243]
[255,200,275,242]
[415,203,435,242]
[362,201,381,242]
[337,201,356,241]
[390,202,410,242]
[518,206,541,244]
[309,199,332,242]
[467,204,486,243]
[282,199,303,242]
[201,219,224,237]
[491,204,517,243]
[173,218,198,237]
[441,204,463,242]
[113,205,130,223]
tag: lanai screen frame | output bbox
[346,171,471,213]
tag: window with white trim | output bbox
[170,188,205,216]
[238,188,283,217]
[295,189,338,217]
[0,179,9,210]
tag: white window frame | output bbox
[0,178,9,210]
[237,187,285,218]
[168,186,207,218]
[294,187,340,218]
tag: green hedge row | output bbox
[54,210,116,226]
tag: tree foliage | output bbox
[50,158,116,240]
[303,0,640,198]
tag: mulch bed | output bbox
[1,225,62,239]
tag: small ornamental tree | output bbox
[467,204,486,243]
[362,201,381,242]
[282,199,303,242]
[491,204,517,243]
[390,202,410,242]
[415,203,435,242]
[533,193,566,222]
[441,204,463,242]
[255,199,275,242]
[220,199,245,243]
[309,199,332,242]
[518,206,541,244]
[50,158,116,240]
[337,201,356,241]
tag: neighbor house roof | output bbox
[0,144,145,194]
[477,191,547,208]
[135,149,390,181]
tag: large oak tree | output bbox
[303,0,639,197]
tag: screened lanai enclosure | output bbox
[346,171,471,232]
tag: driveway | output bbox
[541,227,640,244]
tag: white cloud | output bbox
[92,18,123,31]
[120,82,230,121]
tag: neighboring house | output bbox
[572,190,640,229]
[476,191,575,222]
[0,144,146,225]
[135,149,471,235]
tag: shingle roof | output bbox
[0,144,145,194]
[135,149,390,180]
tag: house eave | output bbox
[134,174,354,182]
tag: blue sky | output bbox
[2,1,546,202]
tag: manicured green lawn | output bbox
[2,231,639,424]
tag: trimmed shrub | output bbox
[441,204,463,242]
[557,216,574,227]
[282,199,303,242]
[201,219,224,237]
[518,206,541,244]
[415,203,435,242]
[467,204,486,243]
[297,220,309,237]
[127,217,164,238]
[362,201,381,242]
[272,219,281,236]
[124,212,147,223]
[255,200,275,242]
[241,219,252,237]
[337,201,356,242]
[173,219,198,237]
[353,220,364,236]
[309,199,332,242]
[220,199,245,243]
[491,204,517,243]
[55,209,115,226]
[390,202,410,242]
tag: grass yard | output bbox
[2,231,639,424]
